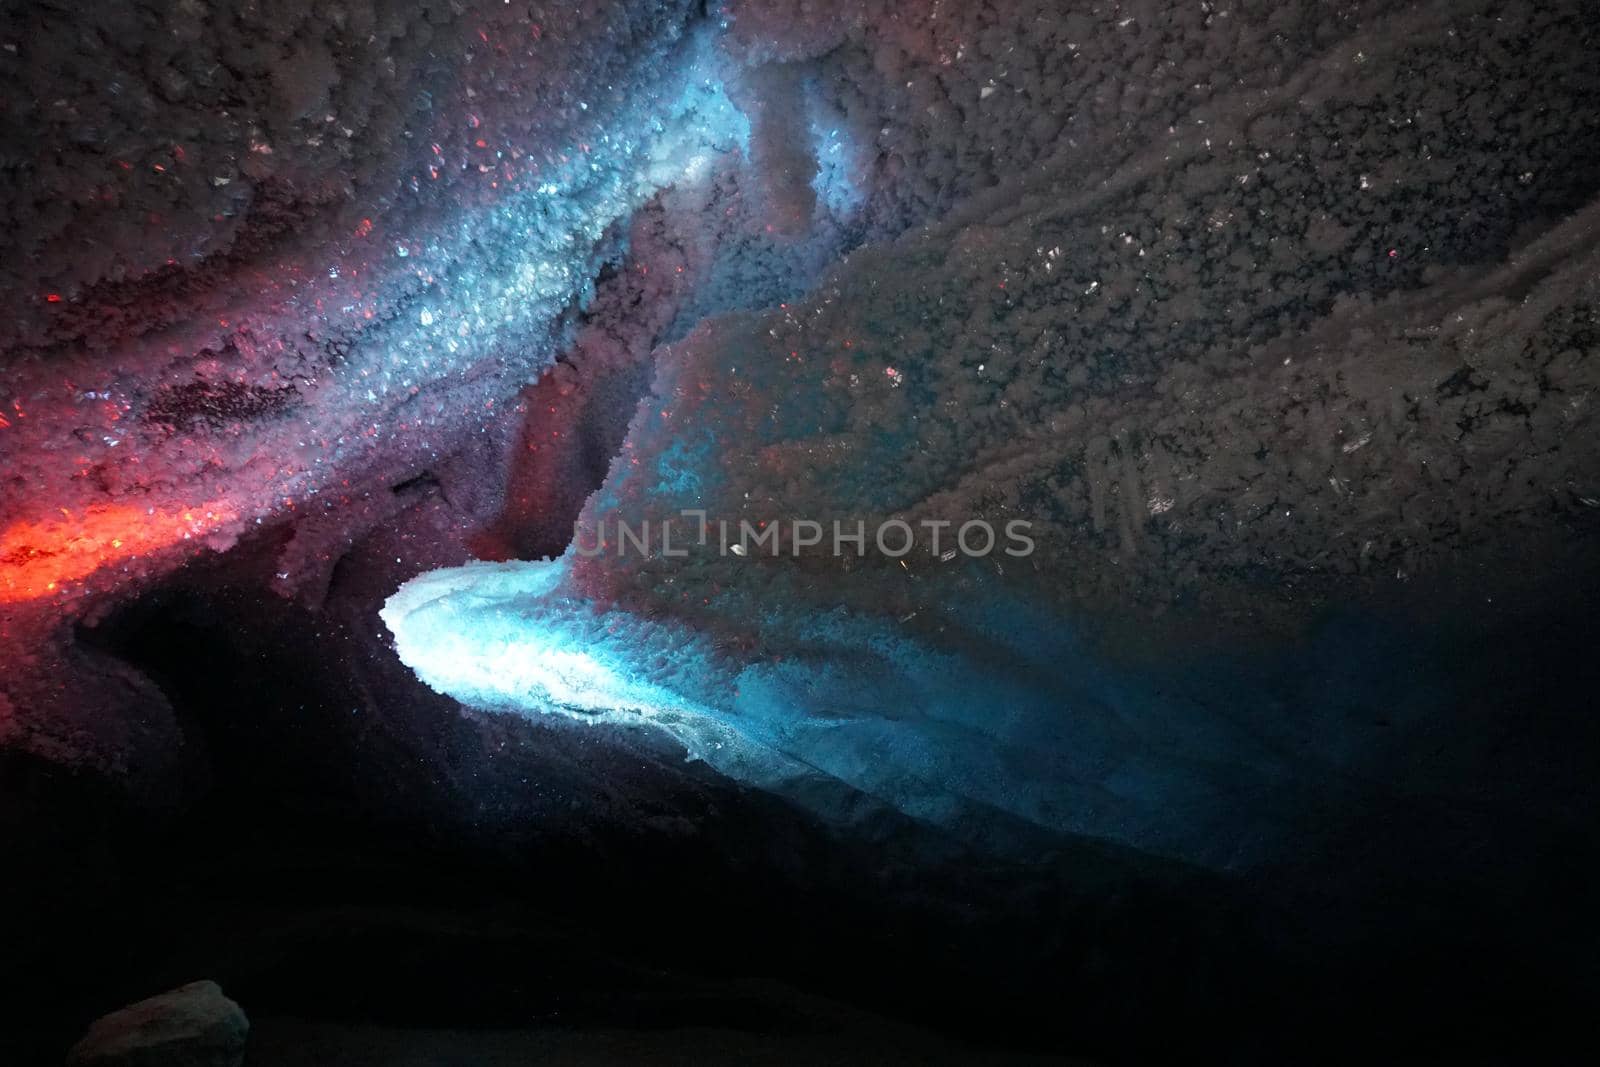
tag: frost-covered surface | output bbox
[5,0,1600,836]
[387,0,1600,865]
[3,6,1599,1060]
[385,556,1127,851]
[1,10,745,606]
[382,558,726,728]
[0,1,765,776]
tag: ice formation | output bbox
[383,553,1089,847]
[0,14,749,608]
[382,558,727,730]
[384,0,1600,863]
[7,0,1600,864]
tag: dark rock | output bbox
[66,981,247,1067]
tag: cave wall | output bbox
[387,0,1600,859]
[2,3,1599,1058]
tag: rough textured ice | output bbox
[382,554,1080,843]
[384,542,1321,867]
[382,558,727,731]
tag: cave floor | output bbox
[247,1009,1083,1066]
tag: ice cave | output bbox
[3,2,1599,1064]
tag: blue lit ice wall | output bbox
[806,90,867,222]
[383,555,1090,839]
[320,30,752,428]
[381,1,1600,870]
[379,207,1491,870]
[386,547,1432,868]
[376,290,1326,869]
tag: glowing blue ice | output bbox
[381,558,726,726]
[296,27,754,475]
[380,557,830,788]
[808,116,865,219]
[382,552,1129,848]
[384,538,1390,870]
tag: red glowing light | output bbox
[0,502,237,603]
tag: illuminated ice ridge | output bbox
[380,557,801,783]
[381,554,1099,842]
[384,557,1364,870]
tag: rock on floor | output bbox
[67,980,247,1067]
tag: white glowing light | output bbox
[381,559,719,725]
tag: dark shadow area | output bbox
[2,531,1597,1064]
